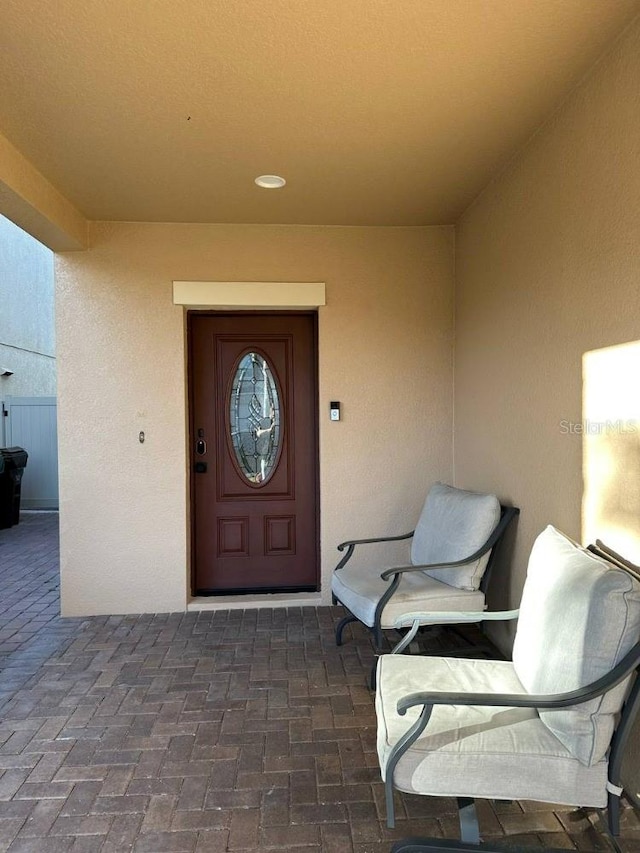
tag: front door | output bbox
[189,312,319,594]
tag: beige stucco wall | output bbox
[56,223,454,616]
[454,17,640,651]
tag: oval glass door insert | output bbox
[228,351,282,484]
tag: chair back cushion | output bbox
[513,525,640,766]
[410,483,501,591]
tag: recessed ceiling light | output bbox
[255,174,286,189]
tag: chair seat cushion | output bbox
[513,525,640,766]
[376,654,608,808]
[332,563,486,629]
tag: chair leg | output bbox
[607,790,621,837]
[457,797,481,845]
[335,613,358,646]
[390,840,473,852]
[389,799,480,850]
[370,656,378,691]
[391,840,572,852]
[391,842,488,852]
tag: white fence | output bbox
[1,396,58,510]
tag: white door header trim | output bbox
[173,281,326,309]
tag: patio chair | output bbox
[331,482,519,650]
[375,525,640,852]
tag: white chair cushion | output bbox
[331,562,485,629]
[411,483,501,591]
[513,525,640,766]
[376,654,608,807]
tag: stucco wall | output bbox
[454,18,640,651]
[56,223,454,616]
[0,214,56,398]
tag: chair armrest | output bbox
[380,556,481,581]
[393,609,519,629]
[334,531,413,572]
[396,638,640,716]
[389,610,519,654]
[337,531,413,551]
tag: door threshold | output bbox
[188,591,324,611]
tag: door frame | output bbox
[187,309,320,598]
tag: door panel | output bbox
[190,313,318,593]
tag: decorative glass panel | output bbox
[229,352,281,484]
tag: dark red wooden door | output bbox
[190,313,319,593]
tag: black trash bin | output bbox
[0,447,29,529]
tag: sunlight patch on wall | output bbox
[582,341,640,562]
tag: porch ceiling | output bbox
[0,0,639,227]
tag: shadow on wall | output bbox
[582,340,640,563]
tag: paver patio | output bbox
[0,513,638,852]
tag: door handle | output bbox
[196,439,207,455]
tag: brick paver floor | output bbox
[0,513,638,852]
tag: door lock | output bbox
[196,439,207,455]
